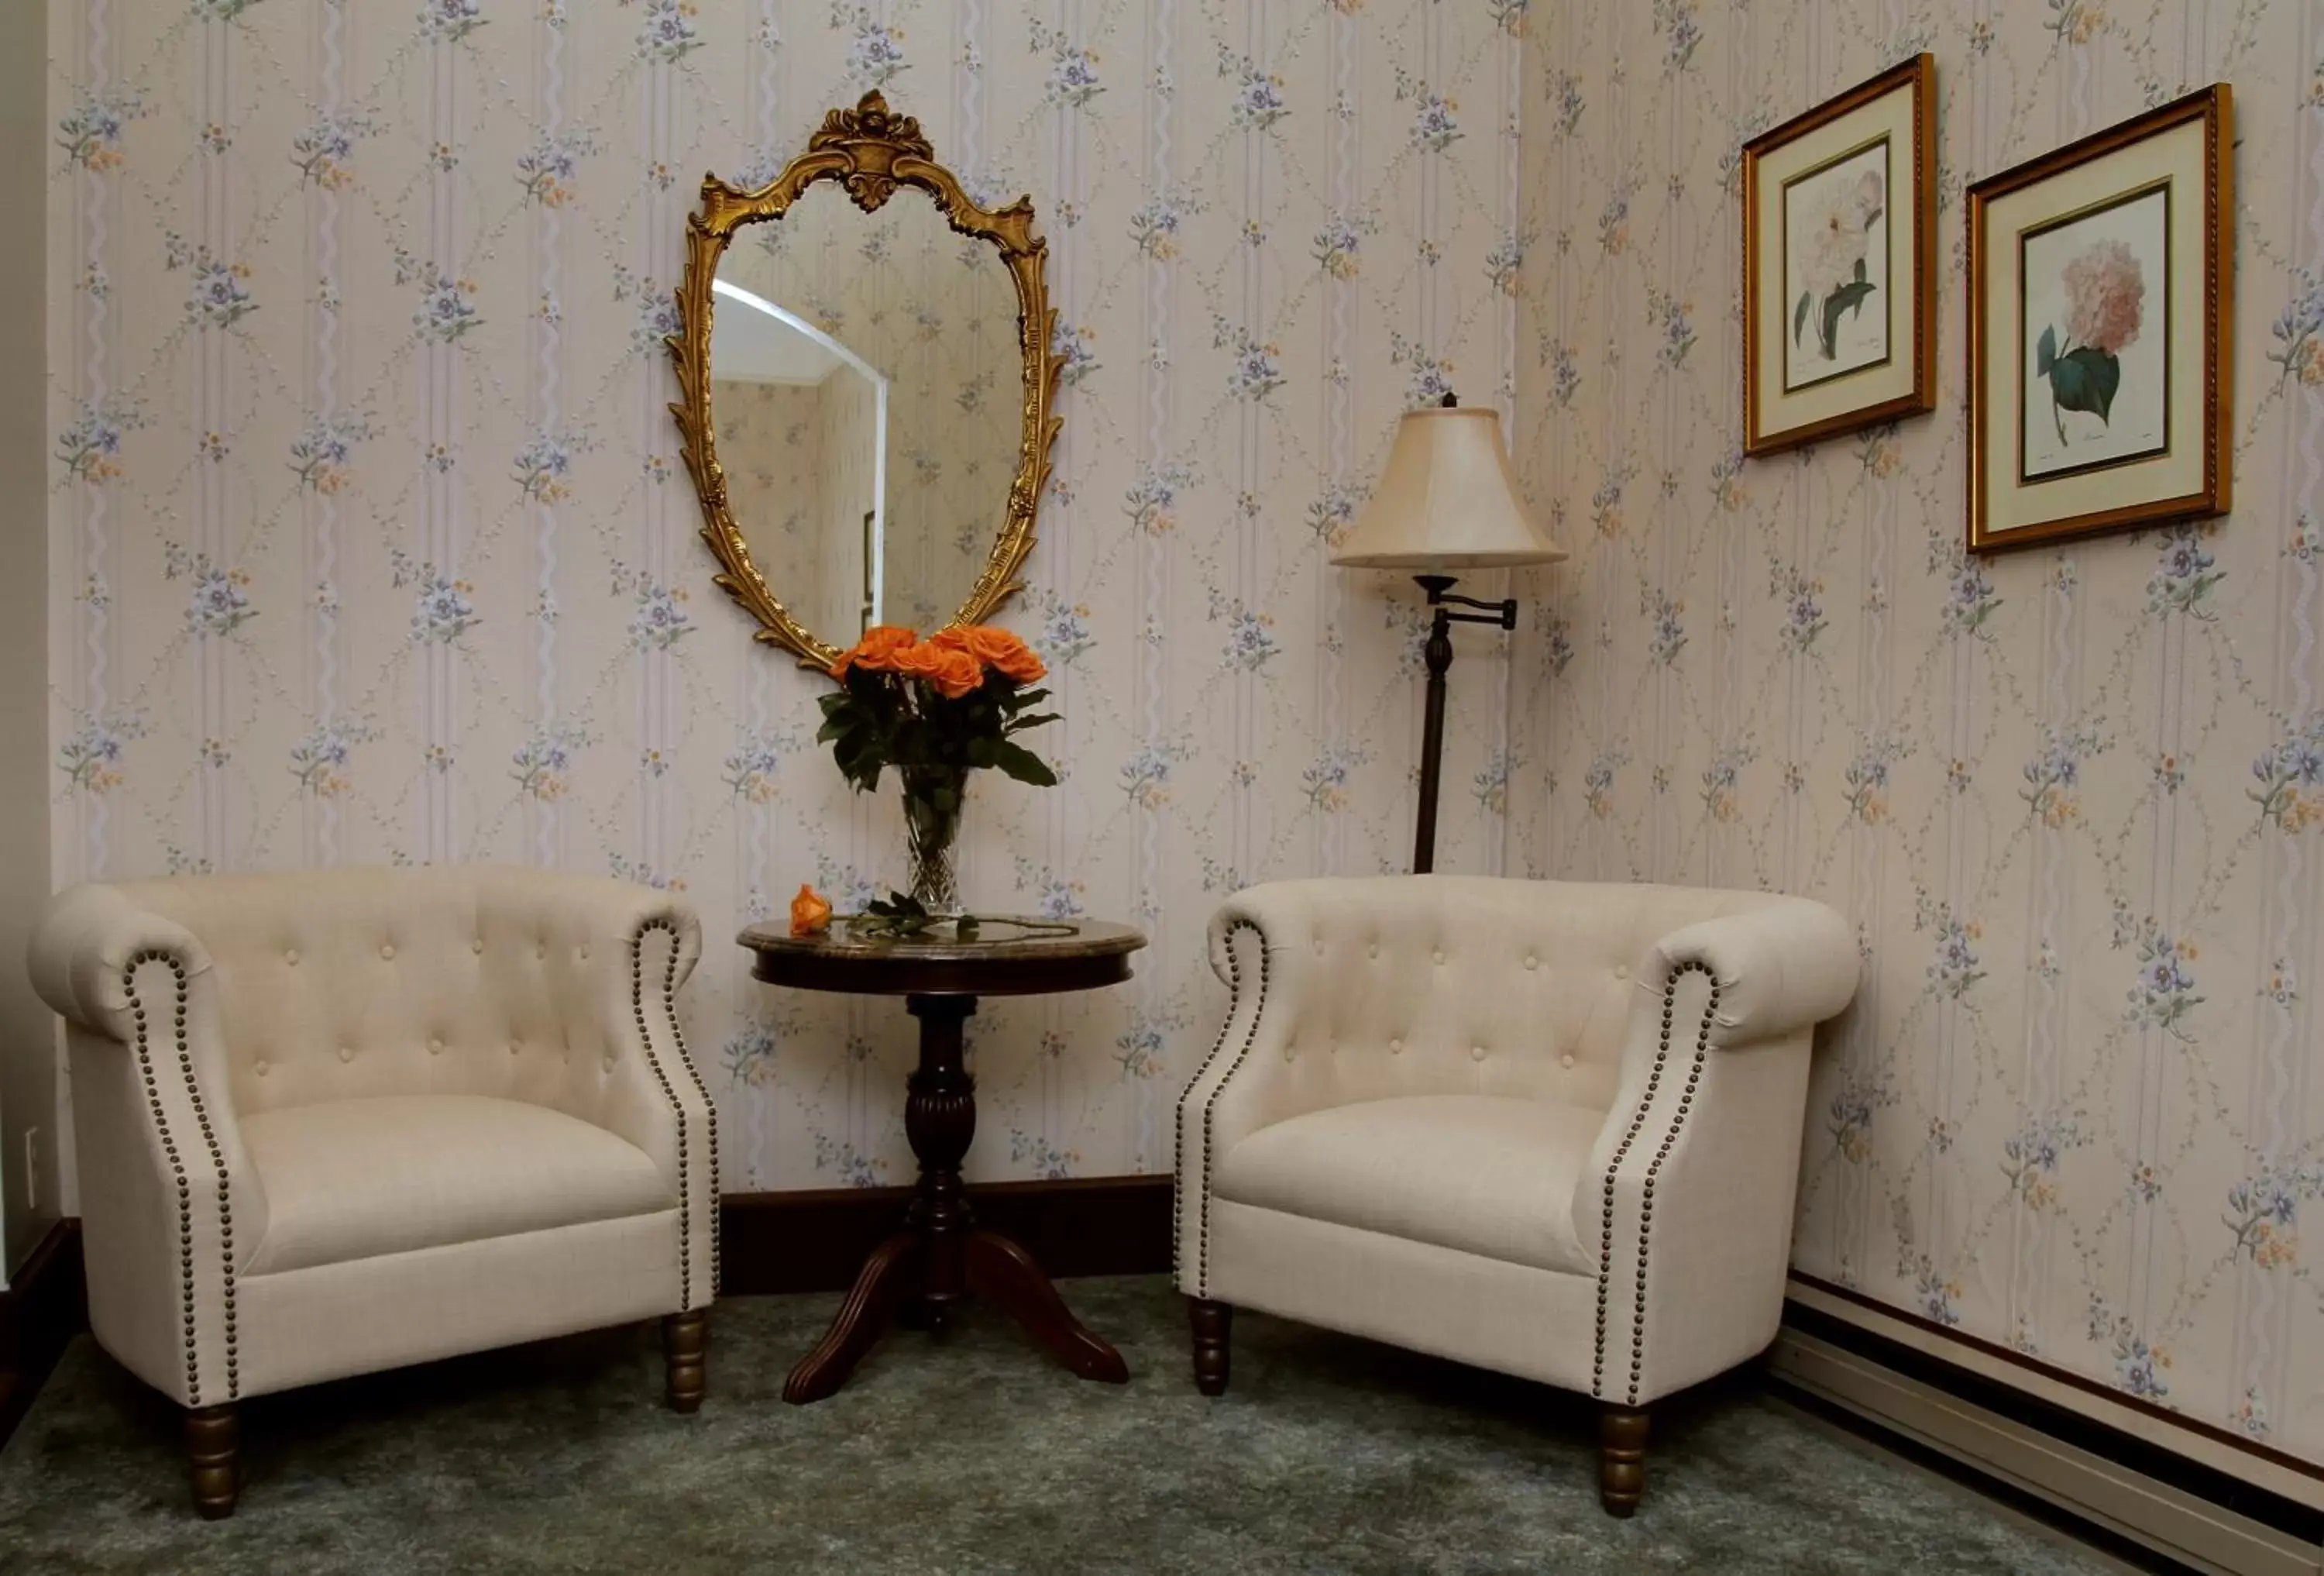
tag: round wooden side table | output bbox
[737,917,1147,1404]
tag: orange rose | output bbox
[955,625,1047,684]
[789,883,832,937]
[930,646,985,699]
[829,624,921,679]
[887,641,951,683]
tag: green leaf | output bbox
[1820,280,1877,358]
[1793,291,1814,349]
[1005,712,1061,735]
[1852,256,1867,284]
[2035,325,2057,378]
[991,739,1058,787]
[1002,687,1050,712]
[2050,346,2120,424]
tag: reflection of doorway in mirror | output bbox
[817,363,882,629]
[709,276,889,641]
[717,180,1023,640]
[2019,181,2169,484]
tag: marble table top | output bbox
[737,917,1146,998]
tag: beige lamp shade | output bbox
[1331,405,1567,569]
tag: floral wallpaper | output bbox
[1514,0,2324,1465]
[44,2,1529,1195]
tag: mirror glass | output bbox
[711,178,1024,642]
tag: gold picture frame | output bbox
[1742,54,1937,456]
[667,91,1061,669]
[1966,85,2233,555]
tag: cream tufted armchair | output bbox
[28,865,720,1518]
[1174,876,1856,1516]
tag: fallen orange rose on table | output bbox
[789,883,833,937]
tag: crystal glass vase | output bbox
[900,764,968,918]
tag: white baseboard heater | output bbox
[1775,1280,2324,1576]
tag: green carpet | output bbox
[0,1275,2116,1574]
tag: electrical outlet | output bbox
[22,1127,38,1213]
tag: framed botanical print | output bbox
[1742,54,1937,456]
[1966,85,2233,554]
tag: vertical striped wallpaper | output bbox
[45,2,1525,1191]
[1514,0,2324,1467]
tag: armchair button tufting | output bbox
[1432,949,1446,965]
[1388,1037,1403,1053]
[428,1037,444,1055]
[338,1046,354,1064]
[578,944,590,961]
[603,1055,617,1073]
[508,1041,521,1056]
[1524,955,1538,970]
[380,943,395,960]
[1367,945,1379,961]
[1560,1052,1576,1070]
[253,1059,270,1076]
[1614,963,1629,979]
[284,948,299,965]
[1471,1044,1487,1062]
[471,938,485,955]
[536,946,548,962]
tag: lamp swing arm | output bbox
[1414,573,1518,630]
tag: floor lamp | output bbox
[1331,394,1567,874]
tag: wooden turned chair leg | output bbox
[184,1403,240,1520]
[1188,1296,1232,1396]
[663,1307,708,1414]
[1598,1403,1649,1517]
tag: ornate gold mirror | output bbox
[669,93,1060,669]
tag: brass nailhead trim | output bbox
[126,952,231,1404]
[632,920,717,1307]
[659,924,722,1297]
[1590,961,1719,1406]
[170,960,239,1400]
[1177,919,1267,1299]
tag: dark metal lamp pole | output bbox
[1410,573,1518,875]
[1332,388,1560,876]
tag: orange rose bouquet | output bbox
[818,624,1057,917]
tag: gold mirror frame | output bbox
[668,92,1061,670]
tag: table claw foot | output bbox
[784,1231,923,1405]
[967,1229,1129,1384]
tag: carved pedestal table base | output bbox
[738,919,1144,1404]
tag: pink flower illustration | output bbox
[2063,239,2144,356]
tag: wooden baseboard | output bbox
[718,1174,1173,1296]
[1775,1302,2324,1576]
[0,1218,87,1450]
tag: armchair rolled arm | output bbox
[1645,899,1857,1048]
[1177,896,1306,1296]
[512,872,718,1309]
[30,882,217,1041]
[31,883,264,1407]
[1581,894,1855,1406]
